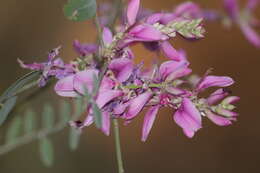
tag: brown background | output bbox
[0,0,260,173]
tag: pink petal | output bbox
[222,96,240,105]
[207,89,229,105]
[224,0,239,20]
[83,114,94,127]
[240,23,260,48]
[127,0,140,25]
[54,75,78,97]
[174,2,202,18]
[73,69,99,94]
[17,58,44,71]
[173,98,202,138]
[109,58,134,82]
[197,75,234,92]
[216,107,238,117]
[146,13,164,24]
[160,41,182,61]
[207,111,232,126]
[124,91,153,120]
[101,111,111,136]
[102,27,113,45]
[96,90,123,108]
[246,0,260,11]
[141,105,160,142]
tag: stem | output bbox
[113,119,124,173]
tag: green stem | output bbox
[113,119,124,173]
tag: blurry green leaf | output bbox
[0,96,17,126]
[92,73,101,95]
[69,127,81,151]
[6,115,22,144]
[24,109,36,133]
[64,0,97,22]
[42,104,55,129]
[92,102,102,128]
[39,137,54,167]
[60,100,71,124]
[0,71,40,126]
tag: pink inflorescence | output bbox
[18,0,240,141]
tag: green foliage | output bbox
[92,102,102,128]
[6,116,22,144]
[0,96,17,126]
[39,137,54,167]
[42,104,55,129]
[69,127,81,151]
[64,0,97,22]
[24,110,36,134]
[0,71,40,126]
[60,100,71,124]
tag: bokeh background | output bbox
[0,0,260,172]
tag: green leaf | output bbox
[0,71,40,126]
[92,102,102,128]
[0,96,17,126]
[39,137,54,167]
[6,115,22,144]
[24,109,36,134]
[64,0,97,22]
[60,101,71,124]
[92,73,101,95]
[69,127,81,151]
[0,71,40,103]
[42,104,55,129]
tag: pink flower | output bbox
[173,98,202,138]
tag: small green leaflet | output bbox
[64,0,97,22]
[69,127,81,151]
[0,96,17,126]
[60,101,71,124]
[39,137,54,167]
[6,115,22,144]
[42,104,55,129]
[24,110,36,134]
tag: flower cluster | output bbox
[19,0,239,141]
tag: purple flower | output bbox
[73,40,98,56]
[18,47,75,87]
[127,0,140,26]
[173,98,202,138]
[224,0,260,47]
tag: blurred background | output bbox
[0,0,260,172]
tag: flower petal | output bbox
[240,23,260,48]
[127,0,140,25]
[96,90,123,108]
[224,0,239,20]
[207,89,230,105]
[207,111,233,126]
[173,98,202,138]
[102,27,113,45]
[124,91,153,120]
[73,69,99,94]
[101,111,111,136]
[160,41,182,61]
[54,75,78,97]
[109,58,134,82]
[141,105,160,142]
[197,75,234,92]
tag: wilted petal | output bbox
[173,98,202,138]
[124,91,153,119]
[54,75,78,97]
[102,27,113,45]
[127,0,140,25]
[18,58,44,71]
[207,111,232,126]
[197,75,234,92]
[96,90,123,108]
[101,111,111,136]
[73,69,99,94]
[109,57,134,82]
[141,105,160,142]
[207,89,230,105]
[160,41,182,61]
[240,23,260,48]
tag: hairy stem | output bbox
[113,119,124,173]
